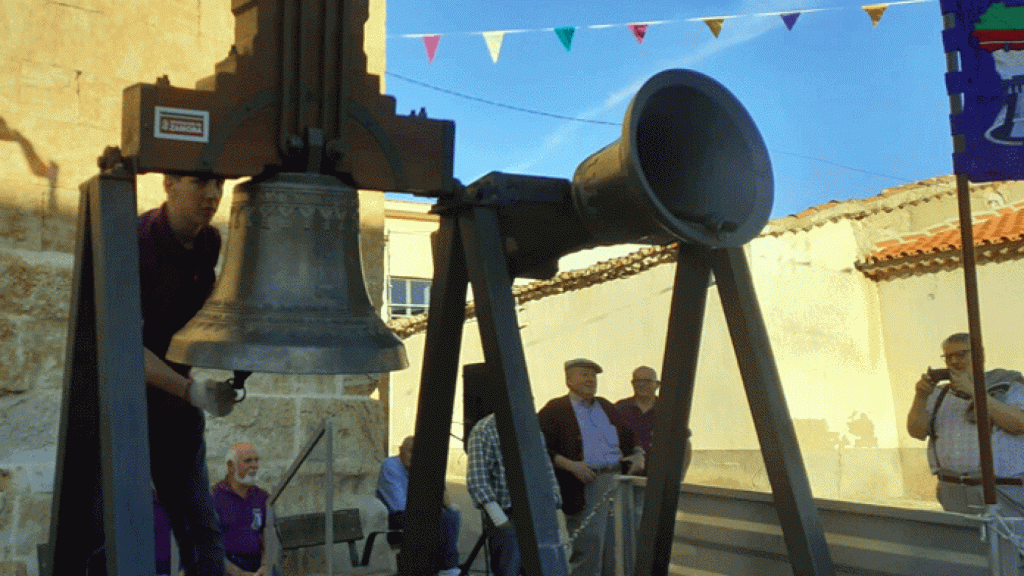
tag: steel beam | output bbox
[459,206,568,576]
[634,243,712,576]
[400,213,469,576]
[711,247,834,576]
[46,167,154,575]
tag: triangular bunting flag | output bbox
[629,24,648,43]
[703,18,724,38]
[863,4,888,27]
[781,13,800,31]
[423,35,441,63]
[555,26,575,51]
[482,31,506,63]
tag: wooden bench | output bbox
[276,508,400,568]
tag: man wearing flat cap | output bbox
[538,358,644,576]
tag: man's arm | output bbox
[946,375,1024,432]
[539,401,597,484]
[620,447,645,475]
[605,399,644,475]
[465,421,499,507]
[907,374,936,440]
[466,418,509,526]
[552,453,596,484]
[987,398,1024,434]
[144,347,192,399]
[948,378,1024,435]
[145,347,234,415]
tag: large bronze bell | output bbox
[167,171,409,374]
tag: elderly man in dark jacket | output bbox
[538,358,644,576]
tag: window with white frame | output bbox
[388,277,430,317]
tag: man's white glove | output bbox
[483,501,509,527]
[188,379,235,417]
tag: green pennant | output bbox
[555,26,575,51]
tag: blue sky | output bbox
[382,0,951,219]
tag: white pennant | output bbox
[482,31,506,63]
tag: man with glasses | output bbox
[907,333,1024,518]
[614,366,691,479]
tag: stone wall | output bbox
[0,1,395,574]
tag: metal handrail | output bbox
[269,418,335,575]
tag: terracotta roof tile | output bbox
[857,201,1024,279]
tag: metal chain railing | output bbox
[565,482,621,545]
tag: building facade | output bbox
[386,176,1024,509]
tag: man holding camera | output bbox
[907,333,1024,518]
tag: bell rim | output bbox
[166,339,410,375]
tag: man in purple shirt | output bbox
[135,173,236,576]
[613,366,691,478]
[213,442,279,576]
[79,172,239,575]
[613,366,659,459]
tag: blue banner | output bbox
[942,0,1024,181]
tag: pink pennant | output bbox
[423,35,441,63]
[629,24,648,44]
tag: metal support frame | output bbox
[710,247,834,575]
[45,167,154,575]
[635,245,833,576]
[400,205,568,576]
[401,204,835,576]
[326,418,335,576]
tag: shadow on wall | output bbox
[1,116,59,212]
[792,414,879,451]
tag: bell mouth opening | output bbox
[628,69,773,247]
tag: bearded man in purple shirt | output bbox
[213,442,279,576]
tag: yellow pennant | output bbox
[483,31,506,63]
[863,4,889,27]
[703,18,725,38]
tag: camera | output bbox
[927,367,951,382]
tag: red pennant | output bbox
[423,35,441,63]
[629,24,648,44]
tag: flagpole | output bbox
[952,172,997,506]
[941,8,997,510]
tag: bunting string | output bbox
[385,71,621,125]
[391,0,935,63]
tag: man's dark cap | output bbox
[564,358,602,373]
